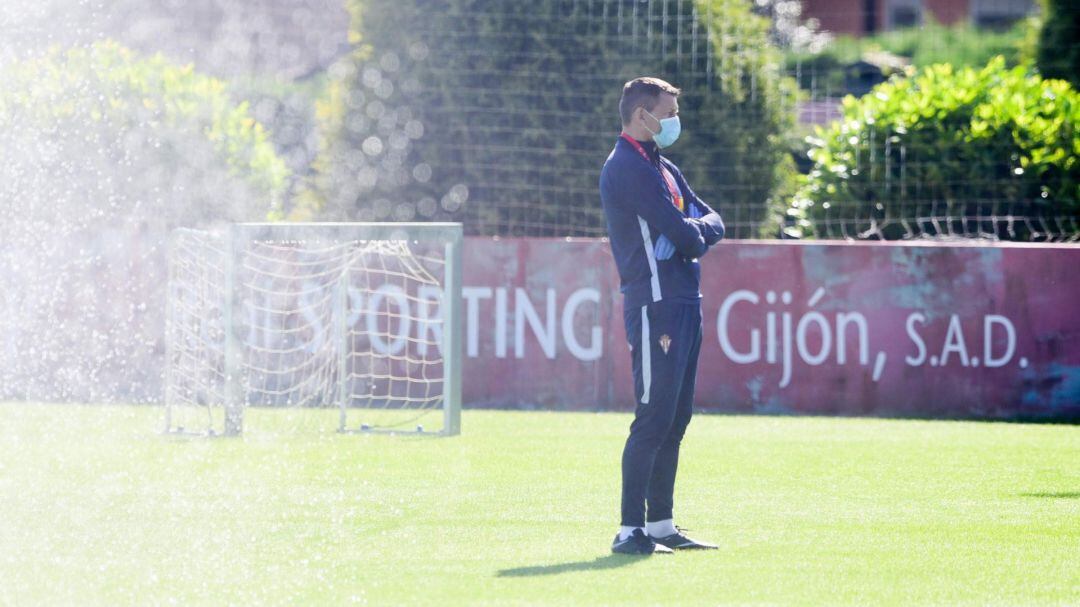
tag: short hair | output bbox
[619,77,681,126]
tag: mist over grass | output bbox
[1,404,1077,605]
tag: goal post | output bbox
[165,222,464,437]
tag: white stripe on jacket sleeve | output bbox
[637,216,662,302]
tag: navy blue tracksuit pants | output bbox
[621,299,703,527]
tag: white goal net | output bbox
[165,223,463,436]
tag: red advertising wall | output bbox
[461,237,1080,421]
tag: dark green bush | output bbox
[299,0,796,238]
[790,57,1079,240]
[1037,0,1080,89]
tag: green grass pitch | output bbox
[0,402,1077,605]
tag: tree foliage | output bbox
[790,57,1079,240]
[0,41,289,226]
[0,41,288,402]
[1036,0,1080,89]
[300,0,795,238]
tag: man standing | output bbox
[599,77,725,555]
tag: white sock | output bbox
[646,519,676,538]
[618,526,644,541]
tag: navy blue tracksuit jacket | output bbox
[599,134,725,527]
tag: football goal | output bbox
[164,222,463,437]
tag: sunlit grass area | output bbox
[0,403,1077,605]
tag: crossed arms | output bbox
[618,161,725,260]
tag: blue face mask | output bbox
[644,109,681,149]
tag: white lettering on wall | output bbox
[717,288,889,387]
[562,288,602,361]
[796,311,831,366]
[983,314,1015,368]
[515,288,556,359]
[905,313,1024,369]
[416,284,443,356]
[233,275,1031,386]
[718,289,760,364]
[495,287,508,359]
[905,313,928,366]
[462,286,492,358]
[836,312,869,365]
[939,314,970,367]
[367,284,410,355]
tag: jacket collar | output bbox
[620,133,661,164]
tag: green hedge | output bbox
[1037,0,1080,89]
[0,41,289,226]
[299,0,796,238]
[789,57,1079,240]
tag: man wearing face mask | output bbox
[599,77,725,555]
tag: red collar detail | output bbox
[620,133,655,163]
[618,134,684,212]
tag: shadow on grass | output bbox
[1019,492,1080,499]
[497,554,650,577]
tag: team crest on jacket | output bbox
[659,334,672,355]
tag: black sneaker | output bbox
[649,527,718,550]
[611,529,674,555]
